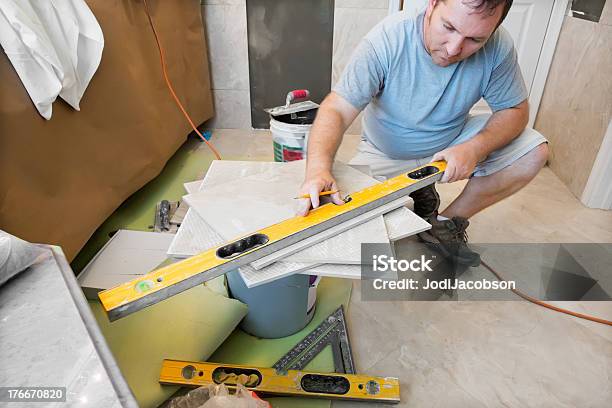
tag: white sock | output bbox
[437,215,449,221]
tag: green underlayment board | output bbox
[76,136,353,408]
[90,283,249,408]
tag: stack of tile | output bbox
[167,160,430,287]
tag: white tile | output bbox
[332,7,389,85]
[206,89,251,129]
[285,215,389,264]
[239,261,320,288]
[174,160,428,285]
[301,263,362,279]
[384,206,430,241]
[184,160,384,241]
[251,196,411,270]
[202,4,249,90]
[184,179,203,194]
[183,160,398,268]
[169,161,320,287]
[252,199,407,268]
[166,208,225,258]
[77,231,175,298]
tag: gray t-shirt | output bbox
[333,9,528,159]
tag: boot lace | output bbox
[448,217,469,243]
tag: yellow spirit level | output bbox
[159,360,401,404]
[99,162,446,321]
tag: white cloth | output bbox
[0,0,104,119]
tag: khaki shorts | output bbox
[348,114,548,180]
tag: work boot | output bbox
[409,184,440,218]
[418,215,481,267]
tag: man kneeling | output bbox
[298,0,549,265]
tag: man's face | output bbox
[423,0,504,67]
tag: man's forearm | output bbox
[306,93,359,175]
[467,100,529,161]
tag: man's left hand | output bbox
[432,141,481,183]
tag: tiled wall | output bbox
[201,0,391,130]
[201,0,250,129]
[334,0,390,134]
[533,1,612,199]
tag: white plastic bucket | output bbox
[270,117,311,162]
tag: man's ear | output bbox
[426,0,440,18]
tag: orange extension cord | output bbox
[142,0,222,160]
[140,1,611,327]
[481,260,612,326]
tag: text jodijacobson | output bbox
[371,278,516,290]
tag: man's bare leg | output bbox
[440,143,549,219]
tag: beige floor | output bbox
[207,129,612,408]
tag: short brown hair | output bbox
[463,0,514,25]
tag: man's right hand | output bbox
[297,169,345,216]
[296,92,360,216]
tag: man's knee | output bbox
[516,142,548,183]
[531,142,549,168]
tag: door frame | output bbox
[527,0,571,128]
[581,120,612,210]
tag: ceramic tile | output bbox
[239,261,321,288]
[204,89,251,129]
[537,110,606,197]
[333,287,612,408]
[167,205,319,287]
[202,4,249,91]
[384,206,430,241]
[169,161,280,259]
[284,215,389,264]
[536,18,611,115]
[332,7,389,85]
[534,17,612,197]
[300,263,362,279]
[251,198,408,268]
[433,167,612,244]
[169,162,318,287]
[166,208,225,258]
[184,160,432,277]
[183,180,202,194]
[251,197,408,269]
[184,159,387,241]
[186,159,427,266]
[600,0,612,26]
[174,162,427,284]
[78,230,175,299]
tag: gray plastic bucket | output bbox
[226,270,317,338]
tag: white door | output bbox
[504,0,556,92]
[401,0,556,113]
